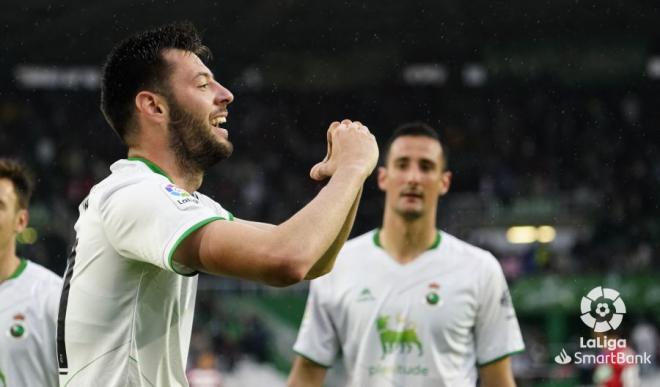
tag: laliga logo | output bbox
[580,286,626,333]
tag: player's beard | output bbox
[167,98,233,174]
[395,206,424,221]
[394,194,425,221]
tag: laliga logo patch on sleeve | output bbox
[163,183,200,210]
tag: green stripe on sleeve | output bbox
[167,216,224,276]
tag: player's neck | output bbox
[379,212,437,264]
[0,247,21,281]
[127,149,203,193]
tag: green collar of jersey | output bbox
[372,229,441,251]
[7,258,27,280]
[128,157,174,182]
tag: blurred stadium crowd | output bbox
[2,84,658,275]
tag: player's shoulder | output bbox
[193,191,227,212]
[440,230,499,267]
[344,229,379,251]
[88,159,166,200]
[23,259,63,288]
[326,230,380,273]
[308,231,376,287]
[336,230,379,259]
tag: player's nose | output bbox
[214,83,234,105]
[405,166,422,183]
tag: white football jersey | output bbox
[58,158,233,387]
[0,259,62,387]
[294,229,525,387]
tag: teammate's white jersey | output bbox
[58,158,233,387]
[0,259,62,387]
[294,229,525,387]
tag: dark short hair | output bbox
[383,122,448,169]
[101,21,211,143]
[0,158,34,209]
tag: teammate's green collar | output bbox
[372,229,441,251]
[128,157,173,183]
[6,258,27,280]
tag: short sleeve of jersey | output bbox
[292,278,340,367]
[475,255,525,365]
[99,180,225,276]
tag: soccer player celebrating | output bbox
[0,158,62,387]
[57,22,378,386]
[289,123,525,387]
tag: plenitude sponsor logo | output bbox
[368,364,429,377]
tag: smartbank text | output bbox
[571,351,651,365]
[574,337,651,365]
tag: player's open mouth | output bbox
[401,192,423,199]
[210,116,227,128]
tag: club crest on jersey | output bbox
[8,314,27,339]
[163,183,200,210]
[425,282,443,306]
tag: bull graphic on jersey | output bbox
[376,315,423,358]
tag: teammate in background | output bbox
[57,22,378,386]
[593,330,641,387]
[288,123,525,387]
[187,351,224,387]
[0,158,62,387]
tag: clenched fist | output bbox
[310,119,379,181]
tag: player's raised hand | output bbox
[310,119,378,181]
[310,121,339,180]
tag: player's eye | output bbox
[420,163,434,172]
[198,83,209,89]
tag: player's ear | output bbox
[438,170,452,196]
[14,208,28,234]
[135,91,167,124]
[377,166,388,192]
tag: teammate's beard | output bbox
[167,98,233,174]
[395,207,424,222]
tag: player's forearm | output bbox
[304,186,362,279]
[270,166,367,281]
[288,357,327,387]
[479,358,516,387]
[287,376,324,387]
[179,168,366,287]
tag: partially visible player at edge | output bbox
[0,158,62,387]
[288,123,524,387]
[57,22,378,386]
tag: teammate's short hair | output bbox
[101,21,211,143]
[383,122,449,170]
[0,158,34,209]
